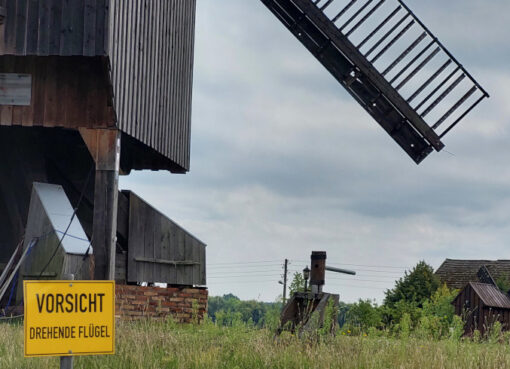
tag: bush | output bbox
[344,299,382,334]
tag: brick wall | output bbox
[115,284,207,322]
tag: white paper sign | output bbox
[0,73,32,106]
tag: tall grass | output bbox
[2,319,510,368]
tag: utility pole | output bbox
[282,259,288,304]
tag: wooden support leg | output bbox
[79,129,120,280]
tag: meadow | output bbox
[2,319,510,369]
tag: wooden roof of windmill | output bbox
[0,0,196,173]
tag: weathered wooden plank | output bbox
[192,239,199,285]
[91,129,120,280]
[175,224,185,285]
[200,242,206,285]
[14,0,28,54]
[37,0,51,55]
[123,191,205,285]
[107,0,196,172]
[83,0,97,56]
[4,0,17,53]
[22,57,36,126]
[26,0,40,55]
[95,0,107,55]
[49,0,63,54]
[127,192,141,283]
[115,251,127,283]
[143,195,155,283]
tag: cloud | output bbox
[121,0,510,303]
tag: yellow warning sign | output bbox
[24,280,115,357]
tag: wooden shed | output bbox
[453,282,510,336]
[116,191,206,287]
[0,0,202,286]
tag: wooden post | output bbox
[60,274,75,369]
[79,129,120,280]
[283,259,288,304]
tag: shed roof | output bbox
[468,282,510,309]
[435,259,510,289]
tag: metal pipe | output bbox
[326,265,356,275]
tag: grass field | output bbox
[2,319,510,369]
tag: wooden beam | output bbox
[80,128,120,280]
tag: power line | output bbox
[287,270,399,280]
[208,274,281,279]
[290,260,410,269]
[208,266,283,271]
[208,269,283,273]
[208,260,282,266]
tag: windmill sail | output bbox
[261,0,489,163]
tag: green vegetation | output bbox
[207,293,281,329]
[3,319,510,369]
[288,271,306,295]
[3,261,506,368]
[210,261,462,340]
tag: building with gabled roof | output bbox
[453,282,510,335]
[435,259,510,290]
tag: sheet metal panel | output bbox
[109,0,196,172]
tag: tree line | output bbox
[208,261,470,338]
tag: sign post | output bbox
[60,274,74,369]
[23,279,115,361]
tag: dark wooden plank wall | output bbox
[108,0,196,172]
[1,0,108,56]
[125,191,206,286]
[454,284,510,335]
[0,56,115,127]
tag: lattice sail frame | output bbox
[261,0,489,163]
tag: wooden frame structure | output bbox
[261,0,488,163]
[0,1,201,287]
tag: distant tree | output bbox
[208,294,240,322]
[345,299,382,332]
[495,276,510,293]
[289,272,306,296]
[383,261,439,323]
[207,294,281,327]
[337,301,352,327]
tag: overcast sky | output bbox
[121,0,510,303]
